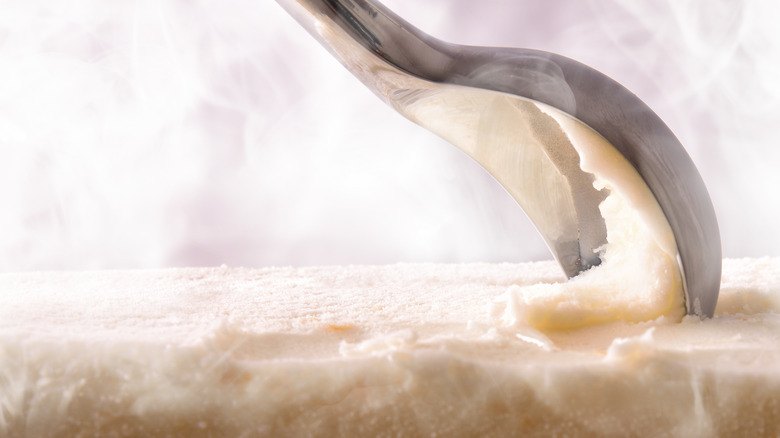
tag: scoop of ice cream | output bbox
[494,190,684,330]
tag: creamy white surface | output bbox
[494,190,684,331]
[0,258,779,437]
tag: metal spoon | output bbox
[276,0,721,317]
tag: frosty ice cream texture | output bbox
[1,258,778,436]
[0,156,716,436]
[0,181,772,437]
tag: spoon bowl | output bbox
[277,0,721,317]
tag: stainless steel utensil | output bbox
[276,0,721,317]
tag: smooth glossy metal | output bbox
[276,0,721,317]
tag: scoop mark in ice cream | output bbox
[493,185,684,331]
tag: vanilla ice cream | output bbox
[1,258,778,437]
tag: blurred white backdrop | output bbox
[1,0,778,271]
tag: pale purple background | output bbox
[1,0,778,271]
